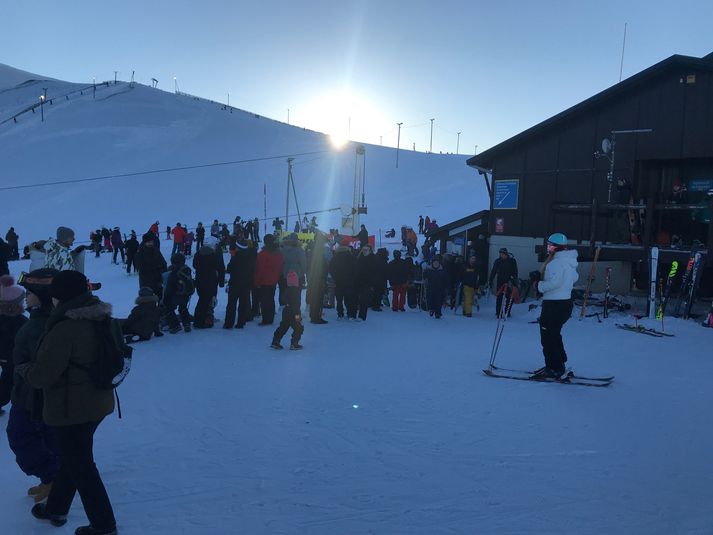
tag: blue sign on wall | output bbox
[689,179,713,192]
[494,179,519,210]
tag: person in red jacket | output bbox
[254,234,283,325]
[171,223,186,255]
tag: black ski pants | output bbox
[112,247,125,264]
[46,419,116,531]
[251,287,261,318]
[193,287,217,328]
[224,283,251,328]
[335,284,357,318]
[357,286,370,321]
[309,280,325,321]
[539,299,573,373]
[273,287,303,344]
[125,252,136,273]
[258,285,277,324]
[166,297,191,328]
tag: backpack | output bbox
[175,266,195,297]
[72,317,133,391]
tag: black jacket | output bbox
[125,237,139,256]
[388,258,411,286]
[122,296,161,339]
[0,239,9,276]
[135,244,167,288]
[193,246,226,293]
[227,245,256,288]
[355,253,374,289]
[489,256,518,288]
[329,247,356,288]
[358,228,369,246]
[165,264,193,306]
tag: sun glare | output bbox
[297,89,388,148]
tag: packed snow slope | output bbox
[0,63,486,241]
[2,249,713,534]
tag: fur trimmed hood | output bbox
[63,300,112,321]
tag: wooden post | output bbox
[589,197,598,255]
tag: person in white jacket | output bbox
[531,233,579,380]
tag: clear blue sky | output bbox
[3,0,712,154]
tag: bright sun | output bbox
[297,89,387,149]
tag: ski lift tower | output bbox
[341,145,368,236]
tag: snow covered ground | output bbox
[2,249,713,534]
[1,62,712,534]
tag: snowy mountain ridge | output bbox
[0,62,487,243]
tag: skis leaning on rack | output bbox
[579,246,601,320]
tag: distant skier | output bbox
[529,233,579,380]
[423,255,449,319]
[488,248,518,318]
[5,227,19,260]
[192,237,225,329]
[195,222,205,250]
[125,231,139,274]
[418,215,424,235]
[253,217,260,243]
[358,224,369,250]
[110,227,125,265]
[210,219,220,239]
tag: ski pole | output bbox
[489,291,514,368]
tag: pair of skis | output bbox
[615,323,674,337]
[483,367,613,388]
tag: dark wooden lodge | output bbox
[467,51,713,296]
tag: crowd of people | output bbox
[0,216,583,533]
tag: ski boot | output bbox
[270,341,283,350]
[290,342,303,350]
[168,324,182,334]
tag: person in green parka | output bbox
[16,270,117,534]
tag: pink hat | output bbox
[0,276,25,315]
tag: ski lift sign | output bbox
[494,179,519,210]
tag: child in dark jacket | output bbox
[120,287,163,342]
[164,254,194,333]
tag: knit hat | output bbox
[263,234,275,246]
[56,226,75,244]
[170,253,185,265]
[142,232,155,243]
[48,270,89,303]
[499,247,508,254]
[19,268,59,305]
[285,233,299,243]
[138,287,156,298]
[0,275,25,303]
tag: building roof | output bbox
[427,210,489,240]
[467,52,713,170]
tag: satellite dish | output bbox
[601,138,612,154]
